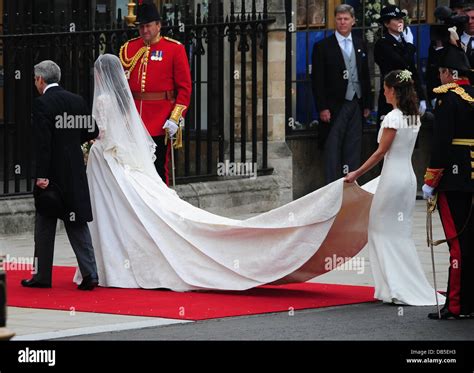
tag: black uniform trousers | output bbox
[152,135,171,186]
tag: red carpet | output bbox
[7,266,376,320]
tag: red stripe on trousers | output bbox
[164,141,171,186]
[438,192,462,315]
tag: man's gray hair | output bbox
[335,4,355,18]
[34,60,61,84]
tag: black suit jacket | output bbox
[32,86,99,223]
[374,34,426,120]
[466,37,474,70]
[312,33,372,116]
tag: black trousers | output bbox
[323,98,362,184]
[152,135,171,186]
[437,191,474,316]
[33,213,98,285]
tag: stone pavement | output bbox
[0,200,457,340]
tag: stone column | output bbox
[231,0,287,142]
[267,0,287,141]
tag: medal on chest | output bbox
[151,50,163,61]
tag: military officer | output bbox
[423,45,474,320]
[119,0,192,185]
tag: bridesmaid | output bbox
[345,70,445,306]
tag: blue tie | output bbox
[344,39,350,55]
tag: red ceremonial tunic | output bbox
[120,36,192,137]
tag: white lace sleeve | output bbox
[93,95,112,133]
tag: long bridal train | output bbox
[75,53,378,292]
[75,137,377,291]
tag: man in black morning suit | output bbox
[21,60,99,290]
[375,5,427,125]
[312,4,371,184]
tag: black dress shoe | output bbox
[77,275,99,291]
[428,307,460,320]
[21,278,51,288]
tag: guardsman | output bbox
[119,0,192,185]
[422,45,474,320]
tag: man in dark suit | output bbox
[312,4,371,184]
[460,6,474,68]
[375,5,427,125]
[21,60,99,290]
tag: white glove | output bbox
[431,98,437,108]
[403,26,414,44]
[419,100,427,116]
[163,119,179,137]
[422,184,434,200]
[448,26,459,46]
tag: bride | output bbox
[74,54,378,292]
[345,70,445,306]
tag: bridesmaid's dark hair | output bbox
[384,70,419,116]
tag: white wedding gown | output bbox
[76,55,442,301]
[74,54,376,292]
[368,109,445,306]
[81,139,375,291]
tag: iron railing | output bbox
[0,0,275,196]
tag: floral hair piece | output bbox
[397,70,412,83]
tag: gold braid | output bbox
[119,42,148,75]
[433,82,474,104]
[452,87,474,104]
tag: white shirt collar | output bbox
[462,32,474,44]
[43,83,59,94]
[335,31,352,43]
[389,32,402,42]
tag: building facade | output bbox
[0,0,455,202]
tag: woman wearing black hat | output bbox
[374,5,426,125]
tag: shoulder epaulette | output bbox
[122,36,142,47]
[163,36,181,45]
[433,83,458,94]
[433,83,474,103]
[119,37,148,72]
[129,36,142,43]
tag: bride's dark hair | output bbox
[384,70,419,116]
